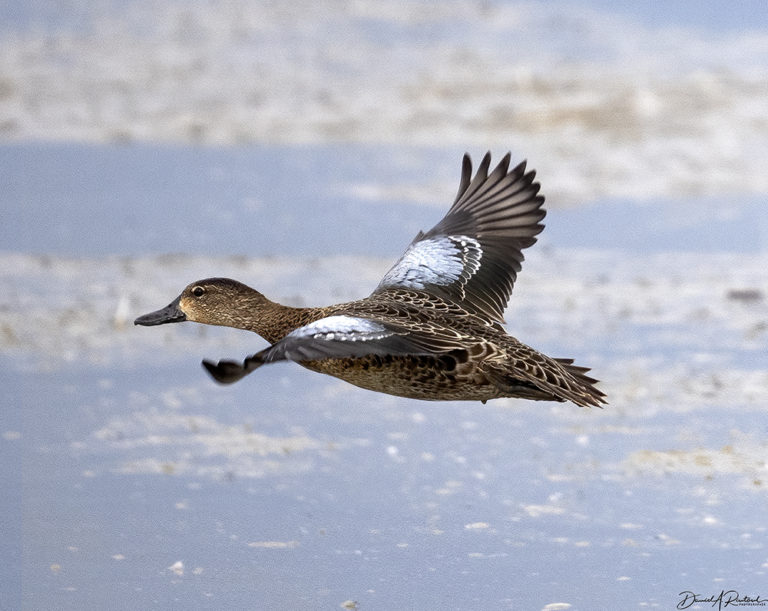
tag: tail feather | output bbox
[555,358,607,407]
[484,356,607,408]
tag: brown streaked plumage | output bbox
[135,152,606,407]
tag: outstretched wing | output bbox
[256,315,436,362]
[374,152,545,323]
[202,314,442,385]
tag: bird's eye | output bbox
[192,286,205,297]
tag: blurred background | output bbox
[2,1,767,609]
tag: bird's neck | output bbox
[249,299,319,344]
[214,288,320,344]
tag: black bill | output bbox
[134,296,186,326]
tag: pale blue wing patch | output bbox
[260,315,431,363]
[285,315,397,343]
[377,235,482,294]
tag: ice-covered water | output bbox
[2,1,768,609]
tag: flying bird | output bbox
[135,152,605,407]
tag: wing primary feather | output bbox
[375,151,548,323]
[455,152,492,206]
[467,152,512,203]
[455,153,473,201]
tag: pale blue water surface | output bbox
[3,142,767,611]
[2,1,768,610]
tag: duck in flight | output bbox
[135,152,606,407]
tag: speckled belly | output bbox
[301,353,503,402]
